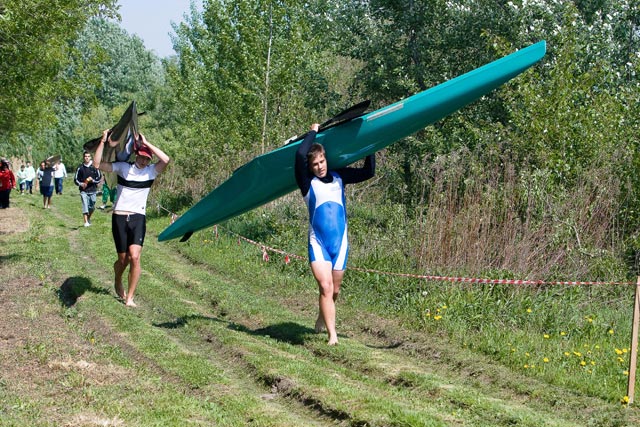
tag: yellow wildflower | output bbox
[543,334,550,339]
[543,357,549,363]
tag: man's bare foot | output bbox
[125,300,137,307]
[327,335,338,346]
[114,282,126,299]
[314,316,326,333]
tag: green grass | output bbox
[0,192,638,426]
[191,199,638,404]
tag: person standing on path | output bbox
[0,159,16,209]
[294,123,375,345]
[24,161,35,194]
[38,160,55,209]
[93,129,170,307]
[16,164,27,194]
[54,159,68,195]
[74,152,102,227]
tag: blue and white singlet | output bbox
[304,171,349,269]
[295,129,375,270]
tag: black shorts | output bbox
[112,213,146,253]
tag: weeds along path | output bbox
[1,194,637,426]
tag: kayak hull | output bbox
[159,41,546,242]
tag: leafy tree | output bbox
[322,0,530,208]
[165,0,338,186]
[324,1,638,207]
[69,18,164,110]
[27,17,166,167]
[0,0,117,156]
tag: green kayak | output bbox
[159,41,546,242]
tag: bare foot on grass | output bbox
[114,282,126,300]
[314,316,326,333]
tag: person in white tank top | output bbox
[93,130,170,307]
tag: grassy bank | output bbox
[0,191,638,426]
[214,197,638,404]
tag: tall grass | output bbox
[398,146,628,280]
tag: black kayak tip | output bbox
[179,231,194,242]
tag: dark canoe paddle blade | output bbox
[110,101,138,142]
[283,100,371,146]
[45,154,61,164]
[179,231,194,242]
[319,100,371,130]
[82,101,140,189]
[82,101,140,153]
[83,136,102,153]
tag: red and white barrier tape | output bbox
[158,205,636,286]
[230,231,304,264]
[226,228,635,286]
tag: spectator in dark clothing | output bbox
[38,160,55,209]
[74,151,102,227]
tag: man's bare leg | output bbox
[311,261,339,345]
[124,245,142,307]
[114,252,128,300]
[315,269,343,333]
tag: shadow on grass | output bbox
[0,253,22,263]
[240,322,314,345]
[154,315,314,345]
[366,341,403,350]
[58,276,110,307]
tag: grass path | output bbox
[0,193,638,426]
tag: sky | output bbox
[117,0,199,58]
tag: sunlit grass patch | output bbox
[344,273,636,403]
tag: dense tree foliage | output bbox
[162,0,356,187]
[0,0,117,153]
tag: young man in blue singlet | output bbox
[295,123,375,345]
[93,129,170,307]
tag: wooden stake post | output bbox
[628,277,640,404]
